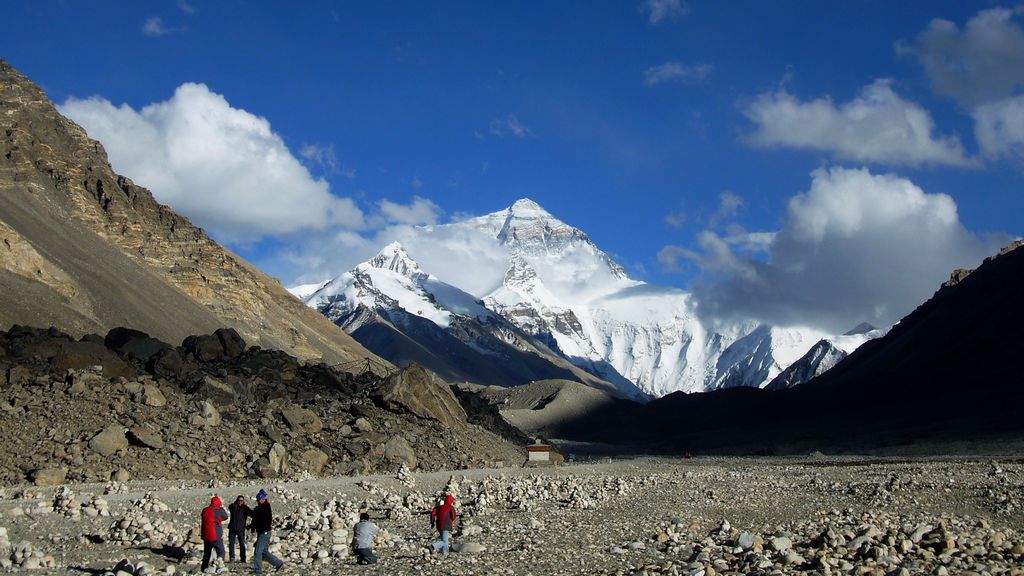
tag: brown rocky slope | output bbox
[0,324,524,486]
[0,59,379,365]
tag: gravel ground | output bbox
[0,455,1021,575]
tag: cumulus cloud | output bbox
[742,79,974,167]
[59,83,364,243]
[664,210,687,228]
[643,62,713,86]
[898,7,1024,106]
[639,0,688,24]
[671,167,995,333]
[378,196,441,226]
[142,17,185,37]
[489,115,531,138]
[973,94,1024,160]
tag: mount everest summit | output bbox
[294,199,881,399]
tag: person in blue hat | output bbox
[249,489,285,573]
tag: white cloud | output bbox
[709,190,743,227]
[973,94,1024,160]
[639,0,688,24]
[643,62,713,85]
[378,196,441,226]
[142,16,185,37]
[899,7,1024,106]
[672,167,995,332]
[178,0,196,14]
[742,79,974,167]
[664,210,687,228]
[489,115,531,138]
[59,83,364,243]
[410,176,423,189]
[299,143,338,173]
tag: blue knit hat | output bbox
[256,489,268,501]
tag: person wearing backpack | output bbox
[429,494,457,557]
[200,495,229,571]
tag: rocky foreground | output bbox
[0,457,1020,575]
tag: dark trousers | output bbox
[202,539,225,570]
[228,529,247,562]
[354,547,378,564]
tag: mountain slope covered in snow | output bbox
[296,199,881,398]
[302,242,640,397]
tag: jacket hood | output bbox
[444,495,455,505]
[211,496,222,508]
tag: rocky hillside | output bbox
[0,325,524,486]
[0,59,376,364]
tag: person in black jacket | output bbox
[227,495,251,563]
[250,489,285,573]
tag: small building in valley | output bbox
[526,438,552,464]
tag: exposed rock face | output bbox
[0,59,381,366]
[373,363,467,429]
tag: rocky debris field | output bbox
[0,325,525,486]
[0,457,1019,575]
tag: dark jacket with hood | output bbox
[250,501,273,533]
[228,500,251,534]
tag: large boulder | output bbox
[189,400,221,428]
[89,425,128,456]
[214,328,246,359]
[51,341,134,379]
[254,443,288,478]
[127,425,164,449]
[29,467,67,486]
[281,405,323,435]
[146,348,183,378]
[384,435,417,469]
[296,448,329,474]
[104,328,171,364]
[181,334,224,363]
[372,364,466,428]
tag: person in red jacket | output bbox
[201,495,229,571]
[430,494,457,556]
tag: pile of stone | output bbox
[607,509,1024,575]
[104,481,130,495]
[107,506,179,547]
[7,540,57,570]
[396,463,415,488]
[0,527,9,569]
[131,492,170,514]
[52,486,81,519]
[82,494,112,518]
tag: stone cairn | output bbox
[107,492,179,548]
[396,463,415,489]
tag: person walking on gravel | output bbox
[227,494,251,563]
[351,511,380,564]
[430,494,458,556]
[250,489,285,573]
[200,495,228,572]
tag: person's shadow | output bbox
[135,544,187,562]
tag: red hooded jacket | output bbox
[430,495,457,533]
[201,496,228,542]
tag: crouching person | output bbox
[352,512,379,564]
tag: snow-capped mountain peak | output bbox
[361,241,424,280]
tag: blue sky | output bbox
[3,1,1022,329]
